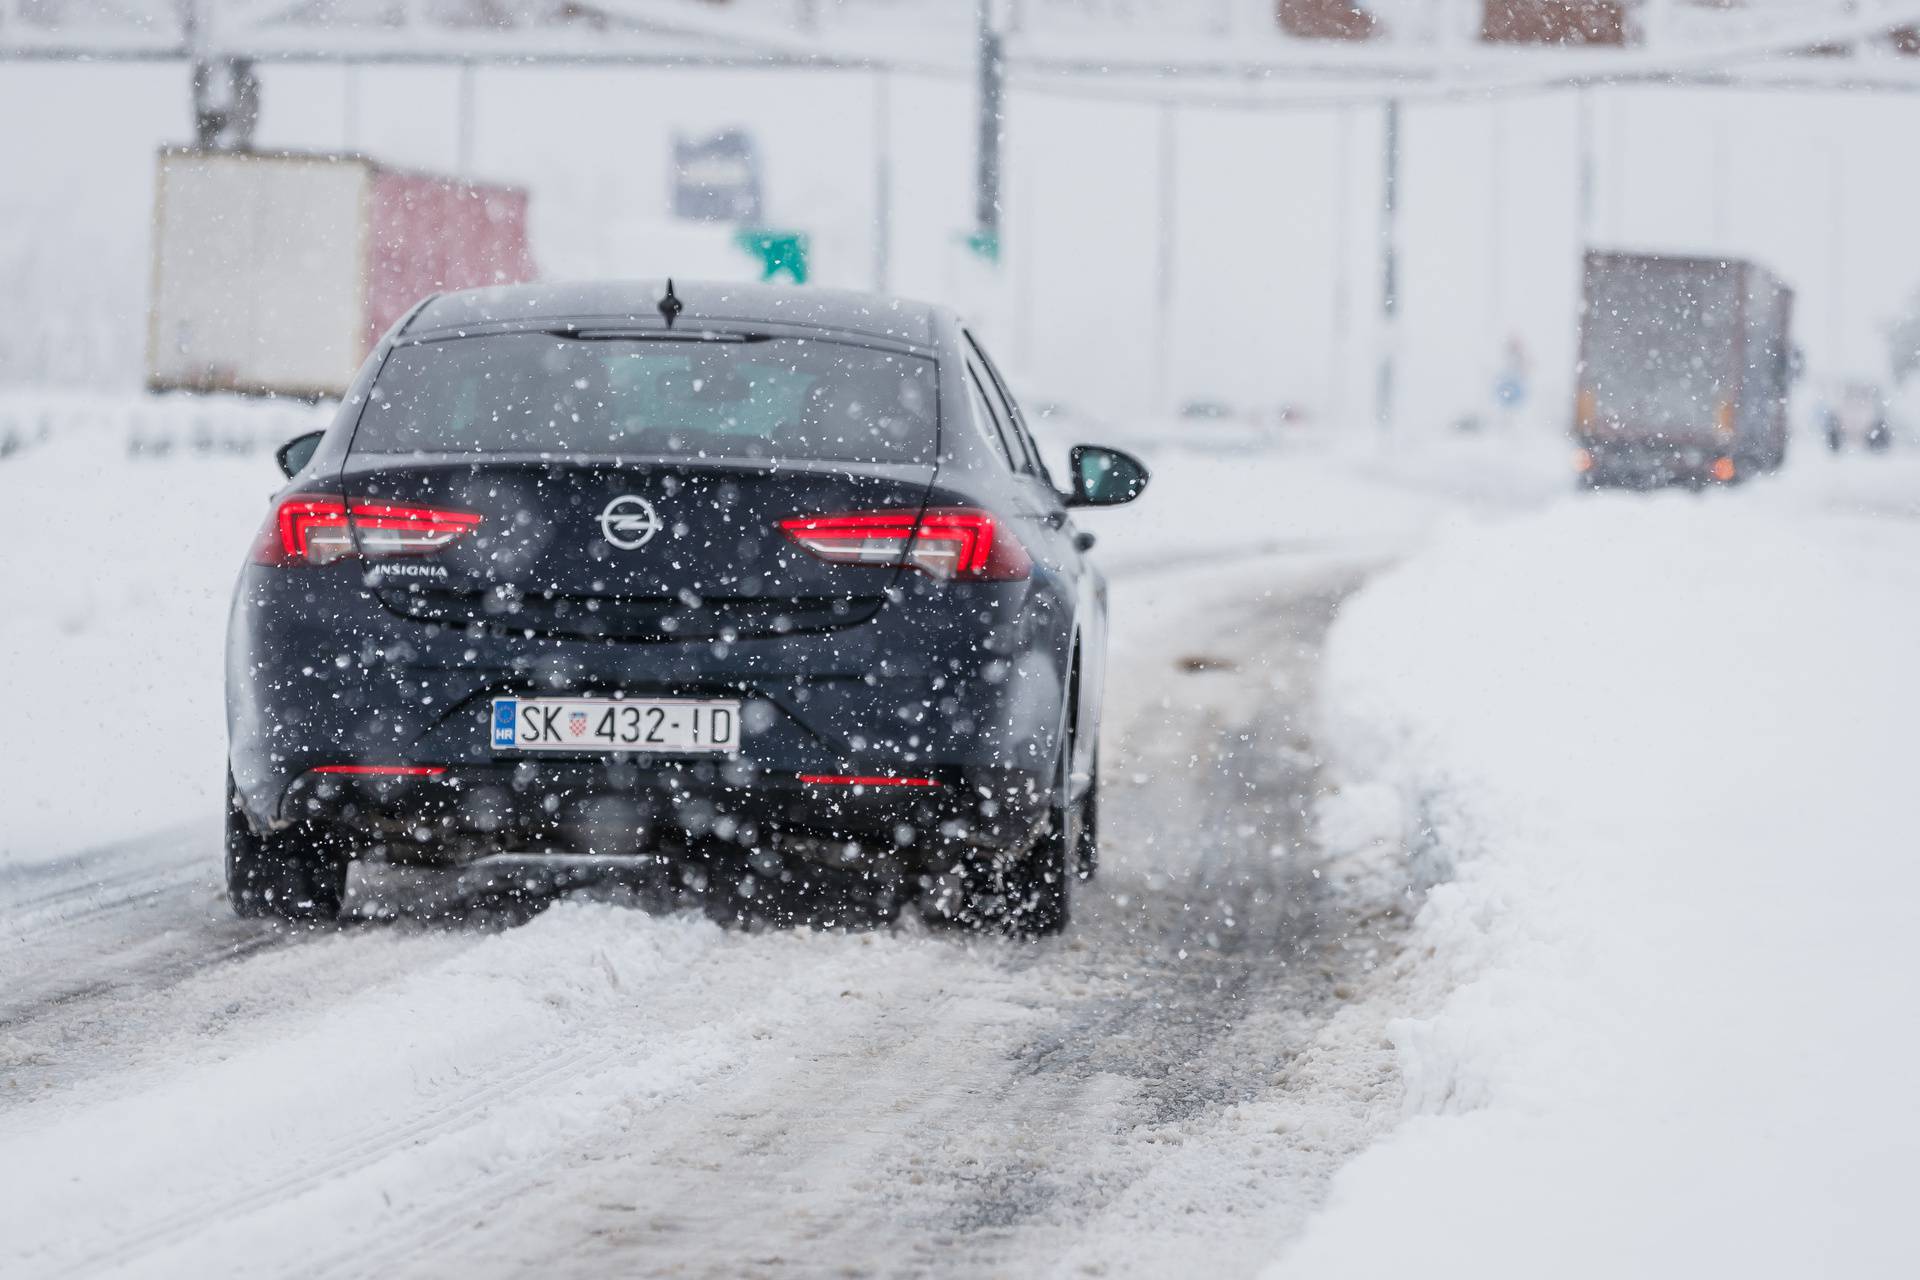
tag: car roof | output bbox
[407,280,941,349]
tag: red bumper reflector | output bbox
[798,774,941,788]
[311,765,447,777]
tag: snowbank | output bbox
[0,394,327,863]
[1283,467,1920,1277]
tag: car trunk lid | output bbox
[339,454,934,642]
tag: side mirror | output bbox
[1066,444,1150,507]
[275,431,323,479]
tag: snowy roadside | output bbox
[0,395,327,863]
[1277,460,1920,1278]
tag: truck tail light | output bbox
[777,508,1031,581]
[252,494,483,566]
[1716,400,1736,439]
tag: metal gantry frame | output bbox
[11,0,1920,419]
[13,1,1920,85]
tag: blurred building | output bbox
[1481,0,1627,46]
[1278,0,1379,41]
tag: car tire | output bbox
[226,777,348,922]
[1004,734,1081,938]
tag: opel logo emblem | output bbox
[598,494,663,550]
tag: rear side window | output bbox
[963,361,1021,470]
[354,332,938,464]
[967,336,1053,486]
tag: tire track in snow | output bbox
[0,824,207,936]
[867,582,1360,1265]
[0,824,290,1039]
[43,1026,637,1279]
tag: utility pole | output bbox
[1576,86,1595,249]
[183,0,259,152]
[343,64,363,152]
[1153,102,1179,416]
[1331,106,1355,425]
[456,61,476,176]
[1828,144,1846,369]
[1711,111,1730,246]
[974,0,1005,262]
[1376,98,1401,434]
[872,68,892,293]
[1488,99,1505,354]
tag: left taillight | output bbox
[777,507,1031,582]
[251,494,484,567]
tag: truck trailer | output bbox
[148,149,537,399]
[1574,251,1796,488]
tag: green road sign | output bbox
[962,228,1001,265]
[735,229,810,284]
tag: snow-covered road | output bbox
[13,395,1912,1276]
[0,548,1411,1279]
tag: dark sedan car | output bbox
[226,280,1147,934]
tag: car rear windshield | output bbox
[353,332,938,464]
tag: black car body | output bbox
[225,281,1146,933]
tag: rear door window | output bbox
[966,333,1053,486]
[354,332,938,464]
[963,361,1020,471]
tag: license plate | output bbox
[491,697,741,756]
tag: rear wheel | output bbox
[226,779,347,922]
[1003,734,1086,937]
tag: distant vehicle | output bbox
[148,149,537,399]
[1819,381,1893,452]
[1178,399,1237,422]
[1573,251,1796,488]
[226,281,1150,935]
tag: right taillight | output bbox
[251,494,483,567]
[777,507,1031,582]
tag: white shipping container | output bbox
[149,152,369,398]
[147,149,535,399]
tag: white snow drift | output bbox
[1285,462,1920,1279]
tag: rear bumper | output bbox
[227,546,1076,868]
[270,758,1049,867]
[1578,439,1722,487]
